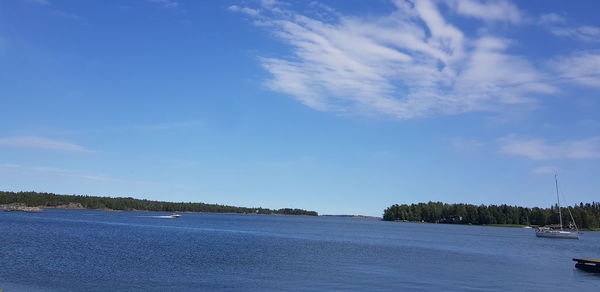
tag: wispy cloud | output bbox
[532,166,559,175]
[28,0,50,5]
[0,136,92,152]
[127,120,203,132]
[231,0,560,119]
[500,135,600,160]
[228,5,259,16]
[444,0,522,23]
[539,12,600,43]
[0,163,108,181]
[0,162,201,193]
[538,13,565,25]
[450,137,486,151]
[549,52,600,87]
[25,0,82,20]
[550,25,600,43]
[148,0,179,9]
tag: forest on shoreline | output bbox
[0,191,318,216]
[383,202,600,229]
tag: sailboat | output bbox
[535,174,580,239]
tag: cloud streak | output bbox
[148,0,178,9]
[28,0,50,5]
[539,11,600,43]
[500,136,600,160]
[228,5,259,16]
[444,0,522,23]
[133,120,204,131]
[549,52,600,87]
[231,0,565,119]
[0,163,107,181]
[0,136,92,152]
[550,25,600,43]
[532,166,559,175]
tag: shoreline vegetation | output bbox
[0,191,318,216]
[383,201,600,230]
[321,215,381,219]
[484,224,532,228]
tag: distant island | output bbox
[383,202,600,230]
[0,191,318,216]
[322,215,381,219]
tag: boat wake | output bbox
[138,214,182,219]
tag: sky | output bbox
[1,0,599,216]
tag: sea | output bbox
[1,209,599,291]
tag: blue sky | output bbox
[1,0,599,216]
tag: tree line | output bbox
[383,201,600,229]
[0,191,318,216]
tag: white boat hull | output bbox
[534,175,581,240]
[535,230,579,239]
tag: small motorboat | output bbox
[573,259,600,273]
[150,213,182,219]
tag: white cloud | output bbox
[29,0,50,5]
[261,0,278,8]
[133,120,204,131]
[539,12,600,43]
[549,52,600,87]
[444,0,522,23]
[532,166,559,175]
[148,0,178,9]
[0,136,91,152]
[538,13,565,25]
[551,25,600,43]
[450,137,486,150]
[500,135,600,160]
[228,5,259,16]
[0,163,111,181]
[232,0,559,119]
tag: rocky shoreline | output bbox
[1,203,44,212]
[0,202,86,212]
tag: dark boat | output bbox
[573,258,600,273]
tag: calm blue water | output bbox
[1,209,599,291]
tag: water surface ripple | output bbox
[1,209,599,291]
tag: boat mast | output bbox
[555,174,563,231]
